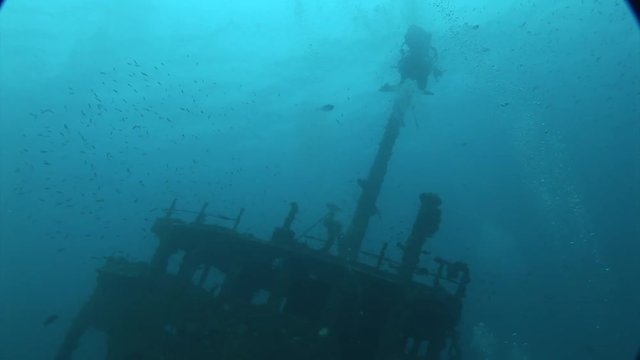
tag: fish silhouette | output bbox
[43,314,59,327]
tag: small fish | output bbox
[319,104,334,112]
[379,83,397,92]
[43,314,59,327]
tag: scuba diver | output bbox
[380,25,443,94]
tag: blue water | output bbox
[0,1,638,359]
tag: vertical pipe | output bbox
[397,193,442,283]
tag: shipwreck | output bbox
[56,72,470,359]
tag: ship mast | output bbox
[339,84,415,261]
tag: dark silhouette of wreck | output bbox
[56,84,470,360]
